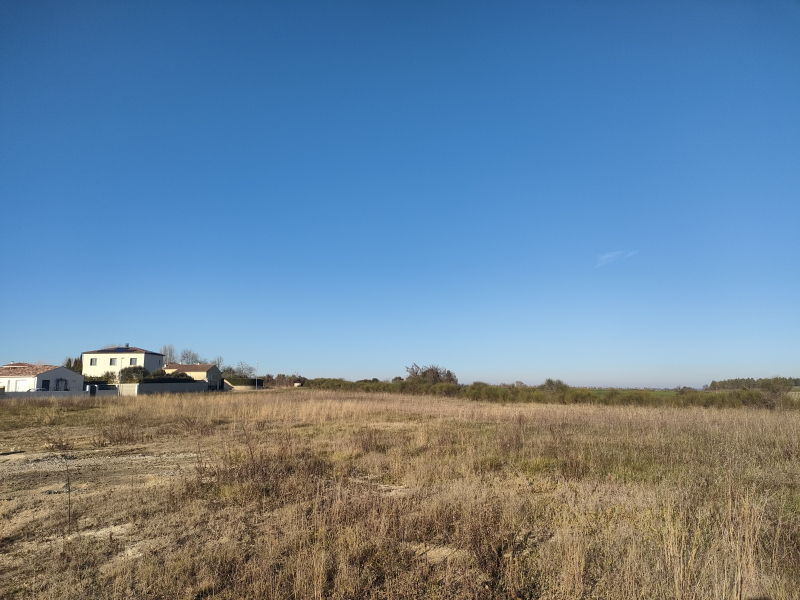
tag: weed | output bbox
[351,427,391,454]
[93,414,145,446]
[3,390,800,599]
[35,426,74,451]
[177,416,213,436]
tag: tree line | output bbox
[308,365,799,409]
[707,377,799,390]
[159,344,262,379]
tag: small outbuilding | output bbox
[0,363,84,393]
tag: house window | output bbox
[90,358,97,366]
[110,358,117,366]
[130,358,137,366]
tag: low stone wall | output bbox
[223,380,266,391]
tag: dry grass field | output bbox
[1,389,799,599]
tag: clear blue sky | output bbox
[2,1,798,388]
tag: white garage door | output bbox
[15,380,30,392]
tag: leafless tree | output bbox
[405,363,458,385]
[235,362,255,377]
[180,349,201,365]
[160,344,177,364]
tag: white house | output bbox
[81,345,164,380]
[0,363,84,393]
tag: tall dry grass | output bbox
[3,389,799,598]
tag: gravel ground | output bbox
[0,449,199,475]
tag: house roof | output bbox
[164,364,218,373]
[83,346,163,355]
[0,363,62,378]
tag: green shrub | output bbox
[85,371,117,384]
[142,369,194,384]
[119,366,149,383]
[564,387,596,404]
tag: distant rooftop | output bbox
[83,346,163,355]
[164,364,218,373]
[0,363,62,377]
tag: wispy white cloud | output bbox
[596,250,639,267]
[596,251,624,266]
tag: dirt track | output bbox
[0,433,203,595]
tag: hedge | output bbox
[143,377,204,384]
[224,378,263,387]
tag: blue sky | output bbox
[1,1,798,388]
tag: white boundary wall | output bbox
[2,390,90,399]
[118,382,208,396]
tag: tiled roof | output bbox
[0,364,62,377]
[83,347,163,355]
[164,364,217,373]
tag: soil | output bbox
[0,429,202,595]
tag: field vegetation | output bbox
[1,389,799,599]
[707,377,800,391]
[307,375,799,410]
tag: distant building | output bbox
[82,345,164,379]
[163,364,223,390]
[0,363,84,393]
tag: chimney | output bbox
[125,343,129,348]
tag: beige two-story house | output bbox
[82,345,164,380]
[164,364,223,390]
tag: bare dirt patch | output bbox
[0,435,203,596]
